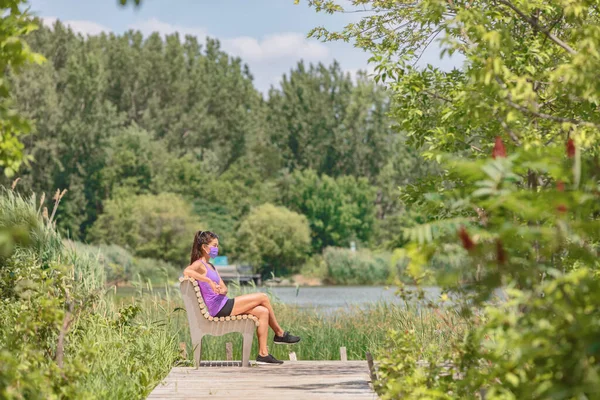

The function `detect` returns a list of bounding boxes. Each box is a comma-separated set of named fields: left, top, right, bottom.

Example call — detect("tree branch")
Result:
left=497, top=0, right=576, bottom=55
left=506, top=98, right=600, bottom=128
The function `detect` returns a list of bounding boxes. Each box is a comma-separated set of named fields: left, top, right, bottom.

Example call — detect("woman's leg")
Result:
left=247, top=305, right=269, bottom=356
left=231, top=293, right=284, bottom=337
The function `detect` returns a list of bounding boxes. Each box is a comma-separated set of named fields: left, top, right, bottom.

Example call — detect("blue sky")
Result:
left=28, top=0, right=460, bottom=93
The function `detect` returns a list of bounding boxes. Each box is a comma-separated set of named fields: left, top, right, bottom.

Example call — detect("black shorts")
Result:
left=215, top=298, right=235, bottom=318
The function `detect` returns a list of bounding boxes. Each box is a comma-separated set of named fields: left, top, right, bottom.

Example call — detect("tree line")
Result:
left=6, top=20, right=432, bottom=271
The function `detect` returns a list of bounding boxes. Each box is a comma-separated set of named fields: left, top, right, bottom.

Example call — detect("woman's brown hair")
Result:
left=190, top=231, right=219, bottom=264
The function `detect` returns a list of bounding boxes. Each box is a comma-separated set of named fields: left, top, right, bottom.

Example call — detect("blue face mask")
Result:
left=208, top=246, right=219, bottom=259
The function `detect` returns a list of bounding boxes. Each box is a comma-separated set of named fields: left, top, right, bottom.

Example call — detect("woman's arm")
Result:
left=217, top=278, right=228, bottom=295
left=183, top=262, right=219, bottom=293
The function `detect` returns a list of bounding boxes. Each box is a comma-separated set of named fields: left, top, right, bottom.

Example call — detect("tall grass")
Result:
left=0, top=189, right=178, bottom=399
left=1, top=188, right=464, bottom=398
left=112, top=282, right=465, bottom=364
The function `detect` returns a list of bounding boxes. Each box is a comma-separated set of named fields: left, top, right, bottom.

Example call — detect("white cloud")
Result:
left=42, top=16, right=110, bottom=36
left=223, top=33, right=329, bottom=62
left=128, top=17, right=207, bottom=39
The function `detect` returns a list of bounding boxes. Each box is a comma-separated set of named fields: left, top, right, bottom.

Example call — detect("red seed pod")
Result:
left=556, top=180, right=565, bottom=192
left=458, top=226, right=475, bottom=251
left=492, top=136, right=507, bottom=159
left=496, top=240, right=506, bottom=265
left=557, top=204, right=568, bottom=213
left=566, top=138, right=576, bottom=159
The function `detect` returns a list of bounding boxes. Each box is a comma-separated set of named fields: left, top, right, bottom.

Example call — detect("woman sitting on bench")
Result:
left=183, top=230, right=301, bottom=365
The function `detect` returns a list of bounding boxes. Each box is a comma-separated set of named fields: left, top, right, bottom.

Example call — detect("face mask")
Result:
left=208, top=246, right=219, bottom=258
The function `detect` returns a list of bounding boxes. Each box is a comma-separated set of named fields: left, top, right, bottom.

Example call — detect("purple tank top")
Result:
left=197, top=261, right=229, bottom=317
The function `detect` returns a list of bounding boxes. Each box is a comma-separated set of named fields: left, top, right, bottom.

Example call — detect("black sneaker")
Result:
left=256, top=353, right=284, bottom=365
left=274, top=331, right=301, bottom=345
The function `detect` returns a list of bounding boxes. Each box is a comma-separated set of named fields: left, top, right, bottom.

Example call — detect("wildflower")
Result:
left=556, top=180, right=565, bottom=192
left=566, top=138, right=575, bottom=158
left=492, top=136, right=507, bottom=159
left=557, top=204, right=568, bottom=213
left=458, top=226, right=475, bottom=251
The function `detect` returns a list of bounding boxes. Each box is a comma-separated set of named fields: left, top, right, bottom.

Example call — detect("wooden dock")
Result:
left=147, top=361, right=378, bottom=399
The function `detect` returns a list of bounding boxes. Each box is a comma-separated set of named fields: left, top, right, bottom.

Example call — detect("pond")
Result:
left=113, top=284, right=444, bottom=313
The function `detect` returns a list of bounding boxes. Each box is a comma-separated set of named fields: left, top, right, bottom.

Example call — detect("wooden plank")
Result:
left=147, top=361, right=377, bottom=399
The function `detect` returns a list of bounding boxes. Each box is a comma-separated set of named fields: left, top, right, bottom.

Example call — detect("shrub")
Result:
left=0, top=189, right=178, bottom=399
left=88, top=192, right=201, bottom=266
left=278, top=169, right=376, bottom=251
left=322, top=247, right=390, bottom=285
left=235, top=203, right=311, bottom=276
left=69, top=241, right=180, bottom=285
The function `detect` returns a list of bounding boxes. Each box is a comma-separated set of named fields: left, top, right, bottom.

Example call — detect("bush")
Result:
left=278, top=169, right=376, bottom=251
left=88, top=192, right=201, bottom=266
left=322, top=247, right=390, bottom=285
left=235, top=203, right=311, bottom=276
left=0, top=189, right=178, bottom=399
left=69, top=241, right=180, bottom=285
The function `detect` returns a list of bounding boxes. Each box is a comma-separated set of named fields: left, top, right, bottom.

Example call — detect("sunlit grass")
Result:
left=110, top=281, right=466, bottom=365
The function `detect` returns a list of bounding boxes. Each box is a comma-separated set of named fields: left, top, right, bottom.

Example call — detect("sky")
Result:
left=28, top=0, right=462, bottom=94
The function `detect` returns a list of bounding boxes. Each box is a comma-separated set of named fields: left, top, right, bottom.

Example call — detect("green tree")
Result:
left=235, top=203, right=311, bottom=276
left=307, top=0, right=600, bottom=397
left=279, top=169, right=376, bottom=251
left=102, top=125, right=164, bottom=196
left=0, top=2, right=44, bottom=177
left=89, top=192, right=201, bottom=265
left=268, top=62, right=391, bottom=180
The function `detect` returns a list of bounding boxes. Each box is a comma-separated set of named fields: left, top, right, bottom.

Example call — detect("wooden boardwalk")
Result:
left=147, top=361, right=378, bottom=399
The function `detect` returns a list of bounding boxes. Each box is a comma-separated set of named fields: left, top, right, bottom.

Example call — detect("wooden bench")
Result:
left=179, top=277, right=258, bottom=368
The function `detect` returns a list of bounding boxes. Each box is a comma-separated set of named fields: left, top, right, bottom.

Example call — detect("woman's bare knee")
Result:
left=259, top=293, right=271, bottom=305
left=250, top=305, right=268, bottom=319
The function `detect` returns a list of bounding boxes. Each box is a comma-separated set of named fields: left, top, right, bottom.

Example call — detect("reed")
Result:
left=112, top=282, right=466, bottom=365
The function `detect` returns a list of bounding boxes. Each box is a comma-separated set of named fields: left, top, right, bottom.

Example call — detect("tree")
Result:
left=267, top=62, right=392, bottom=180
left=0, top=2, right=44, bottom=177
left=307, top=0, right=600, bottom=397
left=278, top=169, right=376, bottom=251
left=88, top=192, right=201, bottom=265
left=235, top=203, right=311, bottom=276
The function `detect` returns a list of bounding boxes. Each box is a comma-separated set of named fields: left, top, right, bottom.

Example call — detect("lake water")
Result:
left=115, top=284, right=443, bottom=313
left=259, top=285, right=442, bottom=312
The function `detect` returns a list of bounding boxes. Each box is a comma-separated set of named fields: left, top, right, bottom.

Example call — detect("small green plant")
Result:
left=322, top=247, right=390, bottom=285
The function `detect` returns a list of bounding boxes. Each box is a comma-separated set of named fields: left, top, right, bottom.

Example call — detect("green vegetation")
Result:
left=5, top=18, right=428, bottom=272
left=3, top=0, right=600, bottom=397
left=70, top=242, right=181, bottom=286
left=322, top=247, right=390, bottom=285
left=0, top=188, right=458, bottom=398
left=310, top=0, right=600, bottom=398
left=88, top=192, right=201, bottom=265
left=235, top=203, right=311, bottom=276
left=0, top=190, right=178, bottom=399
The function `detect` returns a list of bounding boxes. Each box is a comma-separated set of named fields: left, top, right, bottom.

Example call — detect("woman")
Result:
left=183, top=230, right=301, bottom=365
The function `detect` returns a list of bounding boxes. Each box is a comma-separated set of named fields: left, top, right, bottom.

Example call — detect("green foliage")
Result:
left=279, top=169, right=377, bottom=251
left=70, top=241, right=180, bottom=285
left=235, top=203, right=311, bottom=276
left=308, top=0, right=600, bottom=397
left=0, top=189, right=178, bottom=399
left=321, top=247, right=390, bottom=285
left=6, top=20, right=429, bottom=262
left=88, top=192, right=201, bottom=265
left=0, top=2, right=43, bottom=178
left=267, top=62, right=392, bottom=179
